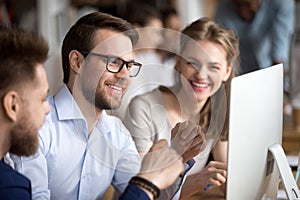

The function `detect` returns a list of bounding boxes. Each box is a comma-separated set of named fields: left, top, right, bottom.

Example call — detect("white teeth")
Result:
left=192, top=82, right=207, bottom=88
left=108, top=84, right=122, bottom=91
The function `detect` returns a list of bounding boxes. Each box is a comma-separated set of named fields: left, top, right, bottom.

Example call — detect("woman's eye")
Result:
left=210, top=65, right=220, bottom=70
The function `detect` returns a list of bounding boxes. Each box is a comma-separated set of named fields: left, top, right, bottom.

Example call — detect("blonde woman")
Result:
left=124, top=18, right=239, bottom=199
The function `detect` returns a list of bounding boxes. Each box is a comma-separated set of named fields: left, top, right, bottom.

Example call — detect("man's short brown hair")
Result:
left=61, top=12, right=139, bottom=84
left=0, top=26, right=49, bottom=95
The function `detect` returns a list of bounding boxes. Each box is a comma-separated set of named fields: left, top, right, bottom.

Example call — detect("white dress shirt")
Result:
left=12, top=84, right=141, bottom=200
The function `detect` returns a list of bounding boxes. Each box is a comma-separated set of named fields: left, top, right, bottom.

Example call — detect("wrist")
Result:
left=129, top=176, right=161, bottom=199
left=136, top=186, right=154, bottom=200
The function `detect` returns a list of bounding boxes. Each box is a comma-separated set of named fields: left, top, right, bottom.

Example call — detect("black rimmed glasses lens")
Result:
left=80, top=51, right=142, bottom=77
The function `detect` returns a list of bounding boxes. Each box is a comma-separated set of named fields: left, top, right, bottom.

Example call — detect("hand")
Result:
left=180, top=161, right=227, bottom=199
left=199, top=161, right=227, bottom=188
left=138, top=139, right=184, bottom=190
left=188, top=161, right=227, bottom=189
left=171, top=121, right=206, bottom=162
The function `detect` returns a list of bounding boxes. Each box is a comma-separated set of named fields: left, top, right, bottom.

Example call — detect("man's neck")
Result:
left=67, top=83, right=102, bottom=135
left=0, top=128, right=10, bottom=160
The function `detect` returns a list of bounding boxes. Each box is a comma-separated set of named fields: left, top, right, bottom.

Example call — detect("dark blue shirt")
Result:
left=120, top=184, right=150, bottom=200
left=0, top=160, right=31, bottom=200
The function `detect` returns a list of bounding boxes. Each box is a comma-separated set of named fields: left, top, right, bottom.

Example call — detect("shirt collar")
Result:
left=54, top=85, right=111, bottom=135
left=54, top=84, right=85, bottom=121
left=54, top=84, right=114, bottom=136
left=95, top=111, right=111, bottom=134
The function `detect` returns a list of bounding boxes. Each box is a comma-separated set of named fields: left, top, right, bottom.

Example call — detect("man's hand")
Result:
left=138, top=139, right=184, bottom=190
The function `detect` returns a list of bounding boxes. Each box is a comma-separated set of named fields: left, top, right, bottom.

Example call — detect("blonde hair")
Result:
left=180, top=17, right=239, bottom=68
left=179, top=18, right=240, bottom=140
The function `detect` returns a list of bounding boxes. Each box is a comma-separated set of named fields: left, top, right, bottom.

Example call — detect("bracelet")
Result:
left=129, top=176, right=160, bottom=199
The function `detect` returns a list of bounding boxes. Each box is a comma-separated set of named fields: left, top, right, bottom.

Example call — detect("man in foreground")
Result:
left=0, top=26, right=50, bottom=199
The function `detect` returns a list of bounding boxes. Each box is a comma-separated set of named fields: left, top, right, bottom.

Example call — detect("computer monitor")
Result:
left=226, top=64, right=299, bottom=199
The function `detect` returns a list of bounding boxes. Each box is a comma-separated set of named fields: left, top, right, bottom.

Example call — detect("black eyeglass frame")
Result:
left=80, top=51, right=142, bottom=77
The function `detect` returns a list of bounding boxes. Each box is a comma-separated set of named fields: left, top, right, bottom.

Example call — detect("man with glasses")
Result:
left=11, top=12, right=190, bottom=200
left=80, top=51, right=142, bottom=78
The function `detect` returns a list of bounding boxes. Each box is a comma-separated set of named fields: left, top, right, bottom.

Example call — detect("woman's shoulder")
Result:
left=131, top=87, right=164, bottom=103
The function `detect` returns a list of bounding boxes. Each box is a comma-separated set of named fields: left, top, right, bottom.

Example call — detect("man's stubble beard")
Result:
left=82, top=85, right=122, bottom=110
left=10, top=111, right=39, bottom=157
left=95, top=89, right=122, bottom=110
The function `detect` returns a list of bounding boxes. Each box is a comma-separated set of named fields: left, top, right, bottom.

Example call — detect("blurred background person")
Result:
left=0, top=0, right=10, bottom=26
left=215, top=0, right=295, bottom=91
left=157, top=7, right=181, bottom=68
left=215, top=0, right=295, bottom=116
left=215, top=0, right=295, bottom=85
left=290, top=0, right=300, bottom=129
left=112, top=2, right=165, bottom=120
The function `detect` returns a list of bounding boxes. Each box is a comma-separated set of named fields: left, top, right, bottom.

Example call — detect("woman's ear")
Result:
left=69, top=50, right=84, bottom=74
left=222, top=65, right=233, bottom=82
left=2, top=91, right=20, bottom=122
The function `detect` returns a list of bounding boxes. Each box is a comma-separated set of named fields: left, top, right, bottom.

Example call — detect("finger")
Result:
left=191, top=133, right=206, bottom=146
left=184, top=135, right=206, bottom=155
left=171, top=125, right=195, bottom=147
left=176, top=121, right=196, bottom=139
left=208, top=161, right=227, bottom=170
left=209, top=168, right=227, bottom=180
left=213, top=172, right=227, bottom=184
left=216, top=169, right=227, bottom=178
left=149, top=139, right=168, bottom=152
left=171, top=121, right=191, bottom=141
left=208, top=172, right=226, bottom=186
left=187, top=141, right=205, bottom=153
left=209, top=179, right=223, bottom=187
left=179, top=128, right=198, bottom=146
left=171, top=122, right=181, bottom=138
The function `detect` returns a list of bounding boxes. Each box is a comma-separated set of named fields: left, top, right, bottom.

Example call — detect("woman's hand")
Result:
left=180, top=161, right=227, bottom=199
left=197, top=161, right=227, bottom=188
left=171, top=121, right=206, bottom=162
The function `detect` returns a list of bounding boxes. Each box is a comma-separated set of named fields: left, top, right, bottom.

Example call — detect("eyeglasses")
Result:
left=80, top=51, right=142, bottom=77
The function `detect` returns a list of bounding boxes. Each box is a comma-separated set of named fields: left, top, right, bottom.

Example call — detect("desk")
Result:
left=189, top=118, right=300, bottom=200
left=189, top=186, right=225, bottom=200
left=282, top=117, right=300, bottom=154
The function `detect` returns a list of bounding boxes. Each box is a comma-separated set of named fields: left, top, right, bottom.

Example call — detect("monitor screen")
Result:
left=226, top=64, right=283, bottom=199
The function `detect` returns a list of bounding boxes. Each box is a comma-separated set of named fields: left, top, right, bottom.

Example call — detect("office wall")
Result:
left=37, top=0, right=71, bottom=94
left=36, top=0, right=219, bottom=94
left=177, top=0, right=220, bottom=28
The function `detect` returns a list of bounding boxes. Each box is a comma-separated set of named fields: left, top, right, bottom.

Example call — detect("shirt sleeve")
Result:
left=11, top=121, right=52, bottom=200
left=111, top=120, right=141, bottom=194
left=119, top=184, right=150, bottom=200
left=0, top=162, right=32, bottom=200
left=271, top=0, right=295, bottom=64
left=158, top=159, right=195, bottom=200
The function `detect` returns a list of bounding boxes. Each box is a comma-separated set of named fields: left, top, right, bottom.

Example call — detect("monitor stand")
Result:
left=268, top=143, right=300, bottom=199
